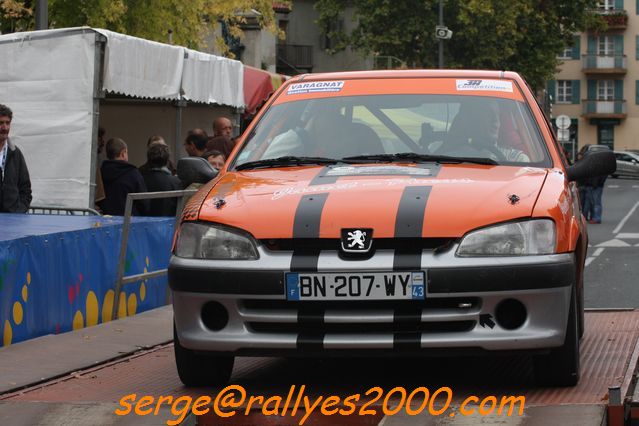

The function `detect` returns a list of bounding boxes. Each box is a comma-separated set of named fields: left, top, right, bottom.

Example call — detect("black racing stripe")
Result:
left=393, top=332, right=421, bottom=350
left=298, top=307, right=325, bottom=325
left=309, top=166, right=339, bottom=185
left=415, top=163, right=442, bottom=177
left=297, top=333, right=324, bottom=350
left=291, top=193, right=329, bottom=272
left=290, top=251, right=321, bottom=271
left=393, top=186, right=431, bottom=270
left=393, top=308, right=422, bottom=325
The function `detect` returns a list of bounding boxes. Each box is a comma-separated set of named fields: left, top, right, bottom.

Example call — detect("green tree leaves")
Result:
left=316, top=0, right=600, bottom=90
left=0, top=0, right=285, bottom=55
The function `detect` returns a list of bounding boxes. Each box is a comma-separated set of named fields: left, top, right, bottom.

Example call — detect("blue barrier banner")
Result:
left=0, top=214, right=174, bottom=346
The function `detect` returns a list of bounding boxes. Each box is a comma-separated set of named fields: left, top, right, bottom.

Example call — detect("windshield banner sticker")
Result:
left=456, top=79, right=513, bottom=92
left=325, top=165, right=432, bottom=177
left=287, top=81, right=345, bottom=94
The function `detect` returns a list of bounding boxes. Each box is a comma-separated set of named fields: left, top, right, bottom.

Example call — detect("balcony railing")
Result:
left=277, top=44, right=313, bottom=71
left=582, top=99, right=626, bottom=117
left=596, top=9, right=628, bottom=29
left=582, top=54, right=626, bottom=73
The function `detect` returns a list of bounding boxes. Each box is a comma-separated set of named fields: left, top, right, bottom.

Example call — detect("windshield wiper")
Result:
left=235, top=156, right=346, bottom=171
left=342, top=152, right=498, bottom=166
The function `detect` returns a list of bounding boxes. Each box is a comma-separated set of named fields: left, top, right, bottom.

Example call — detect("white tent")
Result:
left=0, top=27, right=244, bottom=208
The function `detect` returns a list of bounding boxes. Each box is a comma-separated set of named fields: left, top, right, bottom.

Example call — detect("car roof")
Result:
left=291, top=69, right=524, bottom=82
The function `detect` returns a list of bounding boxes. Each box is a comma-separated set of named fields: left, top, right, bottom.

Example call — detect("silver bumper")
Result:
left=170, top=248, right=574, bottom=354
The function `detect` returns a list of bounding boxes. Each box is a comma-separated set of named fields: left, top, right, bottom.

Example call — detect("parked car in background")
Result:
left=171, top=70, right=616, bottom=388
left=578, top=144, right=611, bottom=156
left=612, top=151, right=639, bottom=178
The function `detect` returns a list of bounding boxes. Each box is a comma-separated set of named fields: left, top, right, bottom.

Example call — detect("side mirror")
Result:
left=177, top=157, right=218, bottom=187
left=566, top=151, right=616, bottom=182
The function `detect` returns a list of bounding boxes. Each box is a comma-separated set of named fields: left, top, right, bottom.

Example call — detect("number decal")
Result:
left=335, top=276, right=347, bottom=297
left=348, top=276, right=362, bottom=296
left=412, top=285, right=424, bottom=298
left=364, top=275, right=375, bottom=296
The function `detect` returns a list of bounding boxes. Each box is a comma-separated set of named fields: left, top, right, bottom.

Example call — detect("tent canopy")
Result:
left=243, top=66, right=288, bottom=116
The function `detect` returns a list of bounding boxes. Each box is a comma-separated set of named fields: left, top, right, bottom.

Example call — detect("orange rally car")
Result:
left=169, top=70, right=616, bottom=387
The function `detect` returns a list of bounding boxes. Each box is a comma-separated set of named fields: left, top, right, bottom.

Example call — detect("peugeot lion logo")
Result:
left=341, top=228, right=373, bottom=253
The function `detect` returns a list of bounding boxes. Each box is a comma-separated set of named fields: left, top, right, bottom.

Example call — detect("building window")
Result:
left=598, top=36, right=614, bottom=55
left=558, top=46, right=573, bottom=59
left=597, top=80, right=614, bottom=100
left=598, top=0, right=614, bottom=10
left=557, top=80, right=573, bottom=103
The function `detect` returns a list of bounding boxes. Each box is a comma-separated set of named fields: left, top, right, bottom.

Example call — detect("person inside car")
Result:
left=442, top=99, right=529, bottom=162
left=262, top=109, right=350, bottom=159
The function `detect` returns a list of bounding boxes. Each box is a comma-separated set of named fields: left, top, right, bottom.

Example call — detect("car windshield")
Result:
left=235, top=94, right=550, bottom=169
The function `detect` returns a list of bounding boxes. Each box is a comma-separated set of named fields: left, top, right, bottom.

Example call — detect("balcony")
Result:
left=596, top=9, right=628, bottom=29
left=582, top=99, right=626, bottom=119
left=582, top=54, right=626, bottom=74
left=277, top=44, right=313, bottom=72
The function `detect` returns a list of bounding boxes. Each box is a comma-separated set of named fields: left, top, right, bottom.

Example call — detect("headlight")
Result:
left=176, top=222, right=259, bottom=260
left=457, top=219, right=556, bottom=256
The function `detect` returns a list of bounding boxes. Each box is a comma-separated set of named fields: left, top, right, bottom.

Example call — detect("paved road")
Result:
left=584, top=177, right=639, bottom=309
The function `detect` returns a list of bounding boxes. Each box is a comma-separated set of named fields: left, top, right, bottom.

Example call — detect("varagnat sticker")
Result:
left=456, top=79, right=513, bottom=92
left=288, top=81, right=344, bottom=94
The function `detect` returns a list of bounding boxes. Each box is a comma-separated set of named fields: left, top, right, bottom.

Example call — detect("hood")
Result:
left=197, top=164, right=549, bottom=239
left=101, top=160, right=139, bottom=184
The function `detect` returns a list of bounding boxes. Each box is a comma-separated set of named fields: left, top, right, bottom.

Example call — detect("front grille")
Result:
left=248, top=321, right=476, bottom=334
left=242, top=297, right=480, bottom=311
left=240, top=297, right=480, bottom=336
left=260, top=237, right=456, bottom=252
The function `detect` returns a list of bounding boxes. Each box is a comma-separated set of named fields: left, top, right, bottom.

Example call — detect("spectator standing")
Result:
left=213, top=117, right=233, bottom=138
left=202, top=149, right=226, bottom=170
left=206, top=135, right=236, bottom=159
left=141, top=144, right=182, bottom=216
left=100, top=138, right=148, bottom=216
left=587, top=173, right=607, bottom=224
left=184, top=133, right=208, bottom=157
left=139, top=135, right=176, bottom=175
left=0, top=104, right=32, bottom=213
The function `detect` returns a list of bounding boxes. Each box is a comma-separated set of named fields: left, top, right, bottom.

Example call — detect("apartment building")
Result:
left=550, top=0, right=639, bottom=159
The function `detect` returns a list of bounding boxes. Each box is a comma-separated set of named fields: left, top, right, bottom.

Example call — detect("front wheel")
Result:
left=533, top=287, right=580, bottom=387
left=173, top=324, right=234, bottom=387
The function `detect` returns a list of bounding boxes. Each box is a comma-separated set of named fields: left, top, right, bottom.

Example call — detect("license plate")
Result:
left=285, top=272, right=425, bottom=301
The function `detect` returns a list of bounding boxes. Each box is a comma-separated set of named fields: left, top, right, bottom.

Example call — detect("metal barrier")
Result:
left=29, top=205, right=101, bottom=216
left=111, top=189, right=197, bottom=320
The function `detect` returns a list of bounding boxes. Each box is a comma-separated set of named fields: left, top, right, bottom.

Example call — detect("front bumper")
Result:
left=170, top=247, right=575, bottom=355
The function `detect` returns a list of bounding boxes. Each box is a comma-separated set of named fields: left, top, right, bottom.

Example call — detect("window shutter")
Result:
left=587, top=36, right=597, bottom=53
left=616, top=0, right=624, bottom=10
left=572, top=80, right=581, bottom=104
left=615, top=79, right=624, bottom=100
left=572, top=36, right=581, bottom=59
left=587, top=80, right=597, bottom=99
left=635, top=80, right=639, bottom=104
left=614, top=35, right=624, bottom=54
left=547, top=80, right=556, bottom=102
left=636, top=35, right=639, bottom=59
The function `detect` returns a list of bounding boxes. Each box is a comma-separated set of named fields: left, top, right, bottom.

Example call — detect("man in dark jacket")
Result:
left=141, top=144, right=182, bottom=216
left=0, top=104, right=32, bottom=213
left=100, top=138, right=148, bottom=216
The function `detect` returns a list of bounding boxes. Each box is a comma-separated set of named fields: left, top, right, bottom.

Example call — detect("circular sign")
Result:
left=555, top=114, right=571, bottom=130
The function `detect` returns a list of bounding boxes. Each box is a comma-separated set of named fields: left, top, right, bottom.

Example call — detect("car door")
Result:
left=616, top=153, right=638, bottom=176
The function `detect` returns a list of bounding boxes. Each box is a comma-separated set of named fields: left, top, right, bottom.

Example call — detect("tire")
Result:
left=173, top=324, right=234, bottom=387
left=533, top=286, right=580, bottom=387
left=611, top=174, right=618, bottom=179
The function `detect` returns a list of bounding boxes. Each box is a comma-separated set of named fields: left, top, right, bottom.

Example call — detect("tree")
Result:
left=1, top=0, right=285, bottom=55
left=315, top=0, right=602, bottom=90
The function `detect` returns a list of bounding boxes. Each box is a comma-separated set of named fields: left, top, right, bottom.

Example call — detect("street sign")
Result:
left=557, top=129, right=570, bottom=141
left=556, top=114, right=571, bottom=130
